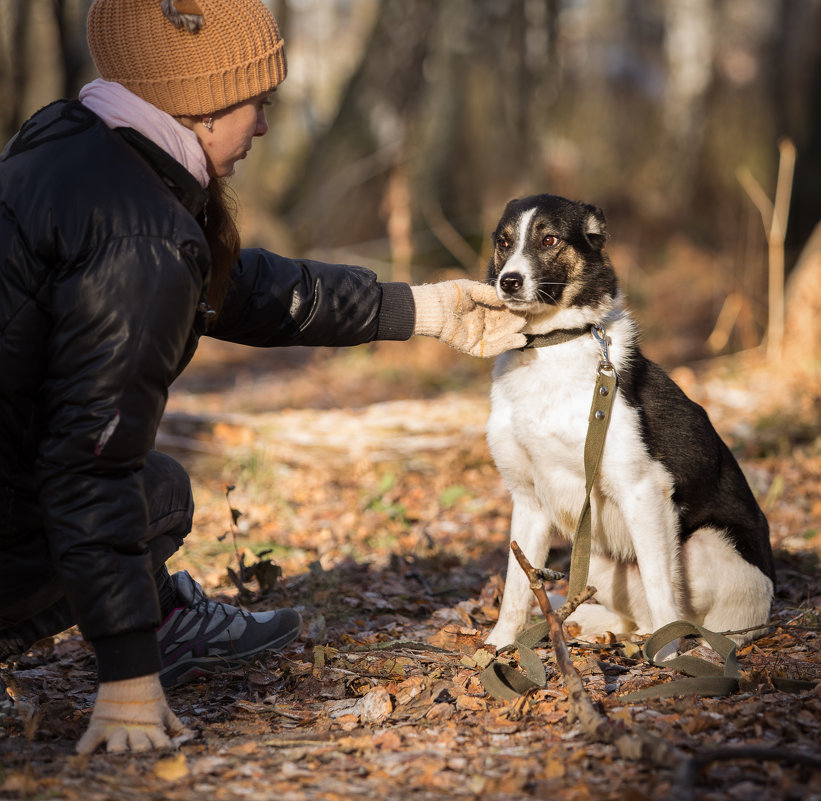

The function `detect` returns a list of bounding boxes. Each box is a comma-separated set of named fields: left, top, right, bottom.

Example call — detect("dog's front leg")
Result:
left=485, top=492, right=553, bottom=649
left=620, top=475, right=684, bottom=660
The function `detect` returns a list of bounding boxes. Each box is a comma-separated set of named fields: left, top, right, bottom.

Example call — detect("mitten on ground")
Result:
left=76, top=673, right=189, bottom=754
left=411, top=280, right=527, bottom=357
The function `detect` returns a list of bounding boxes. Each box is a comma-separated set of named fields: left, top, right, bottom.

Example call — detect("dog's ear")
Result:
left=582, top=204, right=607, bottom=251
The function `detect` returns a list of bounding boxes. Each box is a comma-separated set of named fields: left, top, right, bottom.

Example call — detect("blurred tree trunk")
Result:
left=278, top=1, right=436, bottom=257
left=0, top=0, right=92, bottom=145
left=0, top=0, right=31, bottom=142
left=783, top=220, right=821, bottom=379
left=658, top=0, right=714, bottom=216
left=412, top=0, right=535, bottom=257
left=786, top=4, right=821, bottom=270
left=277, top=0, right=545, bottom=279
left=53, top=0, right=92, bottom=100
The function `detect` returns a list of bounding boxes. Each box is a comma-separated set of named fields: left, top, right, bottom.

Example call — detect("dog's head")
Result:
left=487, top=194, right=617, bottom=314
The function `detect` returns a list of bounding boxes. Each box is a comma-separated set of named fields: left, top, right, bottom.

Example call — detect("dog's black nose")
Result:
left=500, top=272, right=524, bottom=293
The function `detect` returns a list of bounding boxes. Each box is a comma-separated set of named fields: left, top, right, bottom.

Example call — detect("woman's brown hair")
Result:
left=202, top=177, right=241, bottom=319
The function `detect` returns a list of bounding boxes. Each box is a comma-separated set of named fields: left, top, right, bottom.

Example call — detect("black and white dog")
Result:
left=483, top=194, right=774, bottom=653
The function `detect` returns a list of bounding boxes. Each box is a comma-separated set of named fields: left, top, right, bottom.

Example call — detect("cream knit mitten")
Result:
left=76, top=673, right=189, bottom=754
left=411, top=280, right=527, bottom=357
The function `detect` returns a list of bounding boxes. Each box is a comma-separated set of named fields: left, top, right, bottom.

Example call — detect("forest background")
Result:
left=1, top=2, right=820, bottom=800
left=3, top=0, right=821, bottom=351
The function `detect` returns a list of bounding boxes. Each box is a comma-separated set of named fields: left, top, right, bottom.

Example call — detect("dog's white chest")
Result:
left=486, top=338, right=650, bottom=556
left=490, top=346, right=597, bottom=458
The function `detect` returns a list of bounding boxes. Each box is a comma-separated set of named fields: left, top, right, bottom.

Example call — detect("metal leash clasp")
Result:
left=592, top=323, right=615, bottom=375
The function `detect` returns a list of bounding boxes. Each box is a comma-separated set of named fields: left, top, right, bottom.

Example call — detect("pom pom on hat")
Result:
left=87, top=0, right=287, bottom=117
left=161, top=0, right=205, bottom=33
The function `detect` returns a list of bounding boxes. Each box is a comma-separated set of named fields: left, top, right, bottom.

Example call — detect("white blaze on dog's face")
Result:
left=487, top=195, right=612, bottom=313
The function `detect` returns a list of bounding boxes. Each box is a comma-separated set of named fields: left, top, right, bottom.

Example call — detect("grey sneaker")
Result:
left=157, top=571, right=302, bottom=688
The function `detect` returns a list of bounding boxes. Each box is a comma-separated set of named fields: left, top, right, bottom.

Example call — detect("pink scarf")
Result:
left=79, top=79, right=210, bottom=188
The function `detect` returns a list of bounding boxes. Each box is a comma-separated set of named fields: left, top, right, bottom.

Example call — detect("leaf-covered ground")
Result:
left=2, top=338, right=820, bottom=801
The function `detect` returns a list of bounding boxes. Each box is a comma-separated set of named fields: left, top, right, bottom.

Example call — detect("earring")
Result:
left=202, top=116, right=213, bottom=131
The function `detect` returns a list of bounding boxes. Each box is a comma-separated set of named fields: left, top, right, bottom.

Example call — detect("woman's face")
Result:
left=197, top=92, right=272, bottom=177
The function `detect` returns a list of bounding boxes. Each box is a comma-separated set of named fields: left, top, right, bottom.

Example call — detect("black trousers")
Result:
left=0, top=451, right=194, bottom=659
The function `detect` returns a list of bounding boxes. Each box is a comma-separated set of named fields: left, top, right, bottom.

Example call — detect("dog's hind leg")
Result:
left=485, top=491, right=553, bottom=649
left=681, top=528, right=774, bottom=646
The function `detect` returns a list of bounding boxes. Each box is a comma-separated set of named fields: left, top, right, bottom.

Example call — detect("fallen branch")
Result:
left=675, top=745, right=821, bottom=801
left=509, top=542, right=821, bottom=801
left=263, top=738, right=329, bottom=748
left=337, top=639, right=454, bottom=654
left=510, top=541, right=687, bottom=766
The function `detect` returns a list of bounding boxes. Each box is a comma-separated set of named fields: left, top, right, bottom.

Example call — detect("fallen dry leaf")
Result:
left=3, top=339, right=819, bottom=801
left=359, top=685, right=393, bottom=725
left=455, top=694, right=487, bottom=711
left=152, top=753, right=189, bottom=781
left=394, top=675, right=428, bottom=705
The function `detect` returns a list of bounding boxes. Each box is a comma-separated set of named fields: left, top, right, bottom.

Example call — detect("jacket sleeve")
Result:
left=208, top=248, right=416, bottom=347
left=35, top=236, right=203, bottom=682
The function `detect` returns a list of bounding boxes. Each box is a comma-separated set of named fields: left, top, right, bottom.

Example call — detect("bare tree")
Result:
left=52, top=0, right=93, bottom=100
left=0, top=0, right=32, bottom=142
left=0, top=0, right=93, bottom=145
left=277, top=0, right=547, bottom=279
left=278, top=1, right=436, bottom=256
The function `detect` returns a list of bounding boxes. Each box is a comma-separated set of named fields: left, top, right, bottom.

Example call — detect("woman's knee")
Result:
left=143, top=451, right=194, bottom=542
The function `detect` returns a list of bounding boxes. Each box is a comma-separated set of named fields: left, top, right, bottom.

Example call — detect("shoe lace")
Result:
left=185, top=578, right=254, bottom=627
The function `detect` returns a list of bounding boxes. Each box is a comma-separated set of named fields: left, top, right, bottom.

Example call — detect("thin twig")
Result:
left=511, top=543, right=612, bottom=737
left=263, top=738, right=329, bottom=748
left=534, top=567, right=566, bottom=582
left=337, top=639, right=454, bottom=654
left=419, top=195, right=482, bottom=274
left=556, top=586, right=598, bottom=623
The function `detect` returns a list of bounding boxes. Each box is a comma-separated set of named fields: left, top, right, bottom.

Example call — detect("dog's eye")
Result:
left=496, top=236, right=510, bottom=250
left=542, top=235, right=558, bottom=247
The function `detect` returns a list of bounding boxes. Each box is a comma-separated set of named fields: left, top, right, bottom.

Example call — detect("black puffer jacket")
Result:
left=0, top=100, right=414, bottom=680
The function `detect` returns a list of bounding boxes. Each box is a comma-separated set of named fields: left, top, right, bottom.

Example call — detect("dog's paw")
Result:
left=484, top=624, right=519, bottom=651
left=564, top=603, right=634, bottom=636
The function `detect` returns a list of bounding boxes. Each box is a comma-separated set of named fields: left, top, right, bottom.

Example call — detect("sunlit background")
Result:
left=2, top=0, right=820, bottom=367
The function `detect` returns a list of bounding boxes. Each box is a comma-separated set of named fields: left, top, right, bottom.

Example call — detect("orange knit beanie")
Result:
left=87, top=0, right=287, bottom=117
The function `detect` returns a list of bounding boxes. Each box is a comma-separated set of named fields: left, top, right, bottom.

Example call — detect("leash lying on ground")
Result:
left=480, top=323, right=817, bottom=702
left=619, top=620, right=816, bottom=701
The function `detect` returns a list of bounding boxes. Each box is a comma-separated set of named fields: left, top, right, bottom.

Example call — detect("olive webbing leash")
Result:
left=567, top=324, right=618, bottom=600
left=619, top=620, right=817, bottom=700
